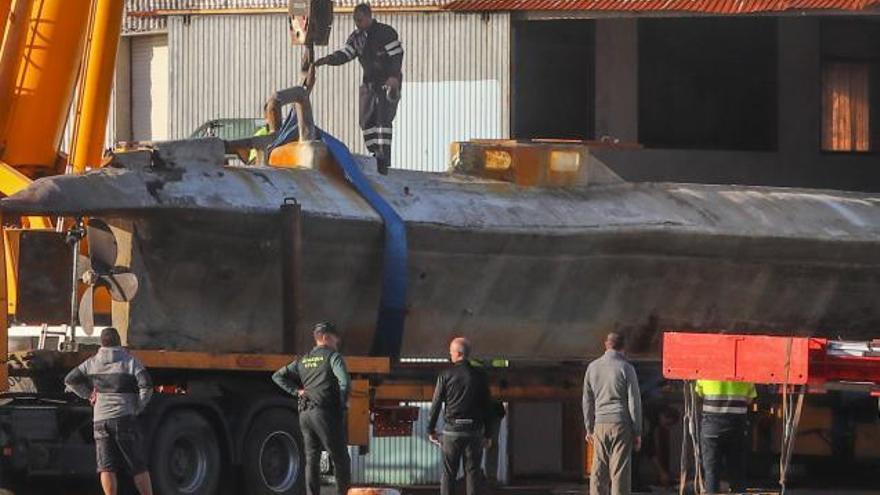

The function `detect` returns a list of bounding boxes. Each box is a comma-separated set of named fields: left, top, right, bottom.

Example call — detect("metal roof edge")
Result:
left=441, top=0, right=880, bottom=13
left=129, top=5, right=445, bottom=17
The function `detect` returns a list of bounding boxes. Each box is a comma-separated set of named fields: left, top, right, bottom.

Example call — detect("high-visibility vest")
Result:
left=695, top=380, right=757, bottom=415
left=248, top=125, right=270, bottom=163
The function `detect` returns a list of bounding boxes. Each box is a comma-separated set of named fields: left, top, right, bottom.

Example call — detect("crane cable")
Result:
left=779, top=337, right=805, bottom=495
left=66, top=0, right=100, bottom=176
left=679, top=380, right=704, bottom=495
left=57, top=0, right=100, bottom=234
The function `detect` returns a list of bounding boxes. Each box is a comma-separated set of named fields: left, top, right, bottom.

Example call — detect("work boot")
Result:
left=376, top=156, right=390, bottom=175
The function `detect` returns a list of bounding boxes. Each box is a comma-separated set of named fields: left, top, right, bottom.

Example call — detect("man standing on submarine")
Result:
left=314, top=2, right=403, bottom=175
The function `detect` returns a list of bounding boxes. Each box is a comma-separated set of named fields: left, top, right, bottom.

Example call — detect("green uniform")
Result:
left=273, top=345, right=351, bottom=495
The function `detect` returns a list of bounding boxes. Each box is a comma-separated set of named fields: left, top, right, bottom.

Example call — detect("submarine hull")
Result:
left=3, top=138, right=879, bottom=359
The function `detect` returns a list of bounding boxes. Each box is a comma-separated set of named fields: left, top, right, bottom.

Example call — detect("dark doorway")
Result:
left=513, top=20, right=594, bottom=140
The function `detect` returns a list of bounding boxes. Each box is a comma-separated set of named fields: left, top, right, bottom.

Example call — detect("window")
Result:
left=638, top=18, right=777, bottom=151
left=820, top=19, right=880, bottom=153
left=822, top=62, right=871, bottom=152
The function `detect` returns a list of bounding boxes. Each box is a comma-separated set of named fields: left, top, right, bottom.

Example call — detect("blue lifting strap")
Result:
left=270, top=112, right=408, bottom=359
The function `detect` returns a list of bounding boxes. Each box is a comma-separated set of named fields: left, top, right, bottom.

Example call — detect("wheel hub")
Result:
left=169, top=436, right=209, bottom=493
left=259, top=431, right=301, bottom=492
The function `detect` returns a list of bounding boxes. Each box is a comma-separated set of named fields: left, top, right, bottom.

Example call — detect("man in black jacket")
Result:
left=315, top=3, right=403, bottom=175
left=428, top=337, right=492, bottom=495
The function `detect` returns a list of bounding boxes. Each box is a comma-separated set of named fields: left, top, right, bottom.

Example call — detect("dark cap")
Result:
left=313, top=321, right=339, bottom=337
left=100, top=327, right=122, bottom=347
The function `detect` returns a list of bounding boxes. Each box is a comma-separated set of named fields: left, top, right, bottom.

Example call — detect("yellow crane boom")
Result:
left=0, top=0, right=124, bottom=315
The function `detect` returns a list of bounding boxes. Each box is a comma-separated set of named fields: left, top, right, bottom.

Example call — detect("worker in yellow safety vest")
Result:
left=695, top=380, right=757, bottom=494
left=247, top=125, right=270, bottom=164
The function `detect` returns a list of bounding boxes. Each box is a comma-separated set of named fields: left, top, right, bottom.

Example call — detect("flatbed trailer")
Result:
left=0, top=345, right=585, bottom=495
left=662, top=332, right=880, bottom=493
left=0, top=334, right=391, bottom=494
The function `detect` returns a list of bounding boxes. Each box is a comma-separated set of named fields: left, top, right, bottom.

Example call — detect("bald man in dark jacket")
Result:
left=428, top=338, right=492, bottom=495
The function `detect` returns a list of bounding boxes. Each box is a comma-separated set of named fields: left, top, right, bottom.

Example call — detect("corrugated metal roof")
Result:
left=126, top=0, right=880, bottom=34
left=125, top=0, right=443, bottom=33
left=442, top=0, right=880, bottom=12
left=129, top=0, right=441, bottom=9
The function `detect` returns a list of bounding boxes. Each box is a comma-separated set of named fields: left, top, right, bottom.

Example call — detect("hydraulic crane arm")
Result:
left=0, top=0, right=123, bottom=316
left=69, top=0, right=125, bottom=174
left=0, top=0, right=123, bottom=187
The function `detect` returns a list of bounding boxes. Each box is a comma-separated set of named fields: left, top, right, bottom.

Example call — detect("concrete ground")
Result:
left=13, top=489, right=880, bottom=495
left=400, top=488, right=880, bottom=495
left=365, top=487, right=877, bottom=495
left=12, top=480, right=880, bottom=495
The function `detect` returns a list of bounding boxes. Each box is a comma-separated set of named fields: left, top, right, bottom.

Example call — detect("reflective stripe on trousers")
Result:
left=701, top=395, right=750, bottom=415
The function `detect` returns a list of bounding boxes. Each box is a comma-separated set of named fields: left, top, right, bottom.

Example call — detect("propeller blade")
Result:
left=76, top=255, right=91, bottom=280
left=79, top=285, right=95, bottom=336
left=87, top=219, right=117, bottom=274
left=101, top=272, right=139, bottom=302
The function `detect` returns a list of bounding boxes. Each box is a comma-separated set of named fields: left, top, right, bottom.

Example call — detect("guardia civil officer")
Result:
left=273, top=321, right=351, bottom=495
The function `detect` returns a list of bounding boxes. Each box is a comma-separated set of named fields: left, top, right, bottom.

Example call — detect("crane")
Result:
left=0, top=0, right=124, bottom=326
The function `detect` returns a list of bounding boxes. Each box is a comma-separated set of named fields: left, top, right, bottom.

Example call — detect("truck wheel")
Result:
left=242, top=408, right=305, bottom=495
left=151, top=410, right=222, bottom=495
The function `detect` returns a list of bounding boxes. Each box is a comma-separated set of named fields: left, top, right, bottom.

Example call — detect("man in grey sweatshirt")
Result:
left=64, top=328, right=154, bottom=495
left=582, top=332, right=642, bottom=495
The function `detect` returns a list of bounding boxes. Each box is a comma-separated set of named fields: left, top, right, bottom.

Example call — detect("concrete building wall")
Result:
left=167, top=12, right=510, bottom=171
left=594, top=18, right=637, bottom=143
left=592, top=16, right=880, bottom=192
left=778, top=17, right=822, bottom=166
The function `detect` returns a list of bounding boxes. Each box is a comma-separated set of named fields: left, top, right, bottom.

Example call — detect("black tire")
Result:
left=242, top=408, right=306, bottom=495
left=150, top=410, right=222, bottom=495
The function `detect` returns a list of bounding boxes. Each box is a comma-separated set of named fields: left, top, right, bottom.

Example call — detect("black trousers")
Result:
left=300, top=407, right=351, bottom=495
left=441, top=433, right=483, bottom=495
left=359, top=83, right=399, bottom=168
left=700, top=414, right=747, bottom=494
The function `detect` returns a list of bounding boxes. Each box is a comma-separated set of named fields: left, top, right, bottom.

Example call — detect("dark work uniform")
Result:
left=273, top=345, right=351, bottom=495
left=322, top=21, right=404, bottom=171
left=696, top=380, right=756, bottom=494
left=428, top=361, right=492, bottom=495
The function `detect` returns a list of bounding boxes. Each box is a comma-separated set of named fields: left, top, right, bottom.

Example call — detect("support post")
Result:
left=0, top=216, right=8, bottom=392
left=280, top=198, right=302, bottom=354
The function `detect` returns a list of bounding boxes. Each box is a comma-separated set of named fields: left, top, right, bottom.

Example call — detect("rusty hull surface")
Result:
left=4, top=138, right=880, bottom=360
